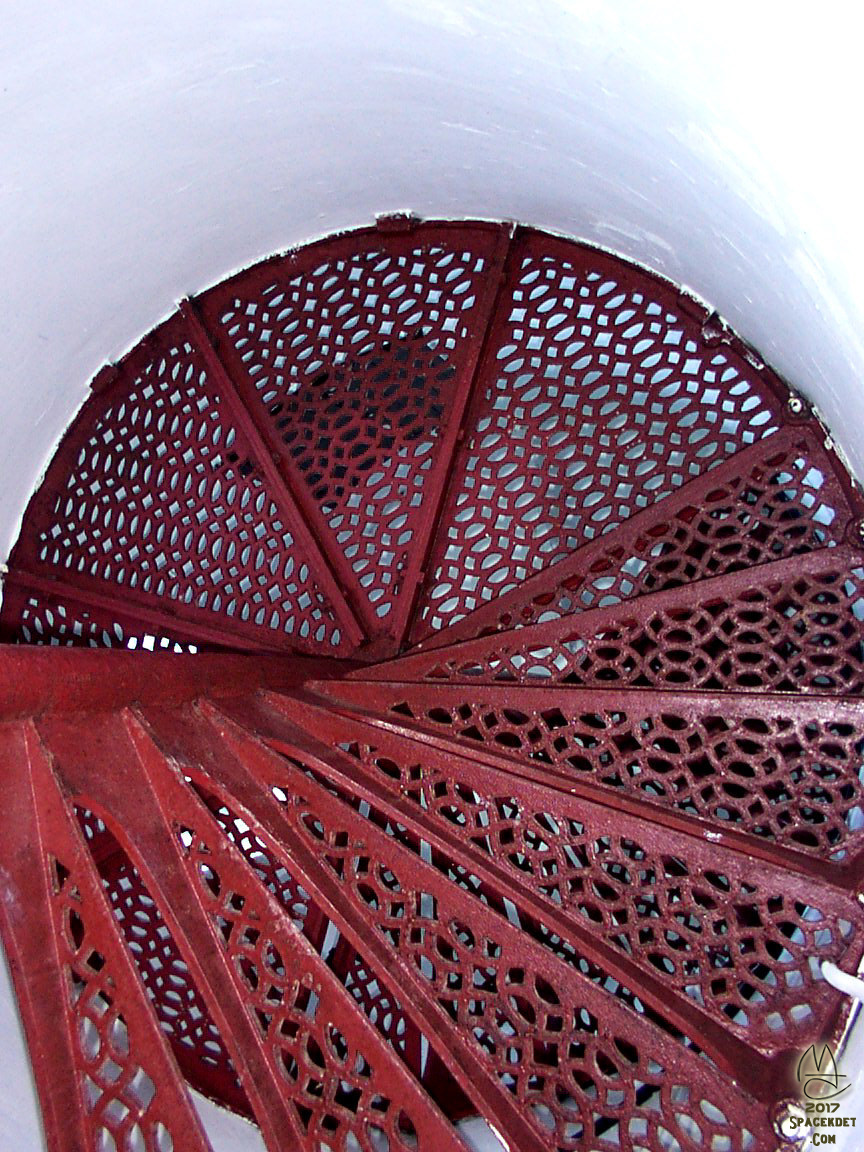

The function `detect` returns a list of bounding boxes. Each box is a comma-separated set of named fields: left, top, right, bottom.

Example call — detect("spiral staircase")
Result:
left=1, top=220, right=862, bottom=1152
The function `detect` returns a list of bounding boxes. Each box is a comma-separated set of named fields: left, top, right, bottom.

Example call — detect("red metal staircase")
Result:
left=1, top=220, right=861, bottom=1151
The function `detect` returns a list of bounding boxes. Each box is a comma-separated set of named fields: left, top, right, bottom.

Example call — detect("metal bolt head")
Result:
left=772, top=1097, right=806, bottom=1142
left=787, top=394, right=804, bottom=415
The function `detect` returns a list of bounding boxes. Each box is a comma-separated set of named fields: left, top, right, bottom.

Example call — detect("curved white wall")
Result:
left=4, top=1, right=864, bottom=562
left=2, top=2, right=863, bottom=1147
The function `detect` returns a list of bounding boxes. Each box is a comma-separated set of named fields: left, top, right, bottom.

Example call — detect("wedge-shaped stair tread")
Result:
left=3, top=315, right=353, bottom=655
left=410, top=230, right=787, bottom=641
left=315, top=679, right=864, bottom=864
left=361, top=547, right=864, bottom=693
left=196, top=222, right=509, bottom=645
left=420, top=424, right=858, bottom=648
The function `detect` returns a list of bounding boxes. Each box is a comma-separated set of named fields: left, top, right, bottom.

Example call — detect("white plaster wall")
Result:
left=2, top=1, right=863, bottom=1147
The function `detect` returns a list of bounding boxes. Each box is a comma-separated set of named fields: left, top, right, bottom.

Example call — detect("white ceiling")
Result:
left=2, top=2, right=864, bottom=1147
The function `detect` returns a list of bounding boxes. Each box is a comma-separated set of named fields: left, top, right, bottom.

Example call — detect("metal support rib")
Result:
left=303, top=679, right=864, bottom=886
left=0, top=645, right=326, bottom=718
left=180, top=299, right=368, bottom=648
left=394, top=224, right=516, bottom=651
left=207, top=692, right=858, bottom=1095
left=144, top=697, right=774, bottom=1142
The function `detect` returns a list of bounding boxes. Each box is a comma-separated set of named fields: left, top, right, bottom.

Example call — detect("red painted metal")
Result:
left=3, top=221, right=864, bottom=1151
left=166, top=700, right=778, bottom=1146
left=194, top=221, right=512, bottom=653
left=0, top=569, right=220, bottom=652
left=179, top=297, right=367, bottom=648
left=2, top=313, right=351, bottom=656
left=0, top=721, right=213, bottom=1152
left=350, top=545, right=864, bottom=692
left=313, top=678, right=864, bottom=871
left=414, top=423, right=861, bottom=649
left=217, top=690, right=862, bottom=1069
left=408, top=228, right=792, bottom=644
left=43, top=707, right=467, bottom=1152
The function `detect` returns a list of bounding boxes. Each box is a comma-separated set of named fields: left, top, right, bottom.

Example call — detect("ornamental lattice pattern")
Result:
left=2, top=221, right=863, bottom=1152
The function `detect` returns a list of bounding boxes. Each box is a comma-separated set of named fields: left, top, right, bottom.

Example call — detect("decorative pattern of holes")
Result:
left=415, top=247, right=780, bottom=639
left=263, top=756, right=768, bottom=1152
left=175, top=812, right=445, bottom=1151
left=32, top=326, right=340, bottom=652
left=394, top=558, right=864, bottom=693
left=51, top=854, right=180, bottom=1152
left=205, top=796, right=317, bottom=933
left=105, top=855, right=248, bottom=1115
left=368, top=686, right=864, bottom=859
left=211, top=241, right=492, bottom=625
left=203, top=790, right=422, bottom=1074
left=332, top=731, right=859, bottom=1050
left=445, top=432, right=855, bottom=640
left=339, top=950, right=421, bottom=1074
left=289, top=744, right=713, bottom=1057
left=9, top=589, right=198, bottom=652
left=6, top=223, right=864, bottom=1152
left=73, top=807, right=247, bottom=1114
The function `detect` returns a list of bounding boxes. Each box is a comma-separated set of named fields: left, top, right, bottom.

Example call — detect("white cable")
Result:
left=822, top=960, right=864, bottom=1002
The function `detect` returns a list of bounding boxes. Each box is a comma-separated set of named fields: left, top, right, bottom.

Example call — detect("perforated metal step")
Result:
left=1, top=221, right=862, bottom=1152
